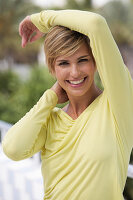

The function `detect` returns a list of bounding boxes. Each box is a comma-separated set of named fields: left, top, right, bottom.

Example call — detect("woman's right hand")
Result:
left=51, top=82, right=69, bottom=104
left=19, top=16, right=44, bottom=48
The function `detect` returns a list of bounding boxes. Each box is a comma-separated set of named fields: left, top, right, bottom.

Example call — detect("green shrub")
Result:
left=0, top=66, right=55, bottom=123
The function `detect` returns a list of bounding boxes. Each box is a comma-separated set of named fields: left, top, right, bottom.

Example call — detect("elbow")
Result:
left=86, top=12, right=107, bottom=34
left=2, top=141, right=27, bottom=161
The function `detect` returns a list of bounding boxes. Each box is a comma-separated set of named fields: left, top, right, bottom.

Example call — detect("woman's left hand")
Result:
left=19, top=16, right=44, bottom=48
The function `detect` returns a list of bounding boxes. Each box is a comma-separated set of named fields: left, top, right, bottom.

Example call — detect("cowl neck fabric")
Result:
left=58, top=92, right=103, bottom=122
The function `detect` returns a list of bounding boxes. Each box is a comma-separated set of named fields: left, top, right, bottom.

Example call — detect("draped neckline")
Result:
left=58, top=92, right=103, bottom=122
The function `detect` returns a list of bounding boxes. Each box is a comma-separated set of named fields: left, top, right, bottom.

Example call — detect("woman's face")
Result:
left=53, top=42, right=96, bottom=98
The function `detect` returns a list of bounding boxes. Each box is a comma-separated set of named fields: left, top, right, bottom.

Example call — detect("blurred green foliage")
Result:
left=0, top=67, right=55, bottom=124
left=0, top=70, right=21, bottom=121
left=0, top=70, right=21, bottom=95
left=97, top=1, right=133, bottom=45
left=0, top=0, right=42, bottom=63
left=64, top=0, right=92, bottom=10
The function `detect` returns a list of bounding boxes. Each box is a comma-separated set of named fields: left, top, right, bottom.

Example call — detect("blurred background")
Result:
left=0, top=0, right=133, bottom=199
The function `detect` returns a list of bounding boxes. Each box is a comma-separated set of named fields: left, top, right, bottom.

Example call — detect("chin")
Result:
left=67, top=89, right=90, bottom=98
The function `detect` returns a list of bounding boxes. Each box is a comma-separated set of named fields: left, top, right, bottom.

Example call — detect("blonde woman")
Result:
left=2, top=10, right=133, bottom=200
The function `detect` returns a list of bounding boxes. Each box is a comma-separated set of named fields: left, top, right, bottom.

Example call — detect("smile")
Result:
left=66, top=77, right=87, bottom=85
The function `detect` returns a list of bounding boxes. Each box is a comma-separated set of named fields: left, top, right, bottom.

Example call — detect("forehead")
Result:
left=56, top=42, right=91, bottom=62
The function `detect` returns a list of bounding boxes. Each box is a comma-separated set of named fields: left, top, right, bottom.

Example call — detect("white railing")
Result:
left=0, top=120, right=44, bottom=200
left=0, top=120, right=133, bottom=179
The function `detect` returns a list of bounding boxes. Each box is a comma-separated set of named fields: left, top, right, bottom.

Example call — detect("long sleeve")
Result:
left=2, top=89, right=58, bottom=161
left=31, top=10, right=133, bottom=150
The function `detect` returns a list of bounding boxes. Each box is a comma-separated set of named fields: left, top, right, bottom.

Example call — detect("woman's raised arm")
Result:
left=30, top=10, right=133, bottom=149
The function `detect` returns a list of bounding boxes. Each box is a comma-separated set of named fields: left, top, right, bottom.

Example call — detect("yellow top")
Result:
left=2, top=10, right=133, bottom=200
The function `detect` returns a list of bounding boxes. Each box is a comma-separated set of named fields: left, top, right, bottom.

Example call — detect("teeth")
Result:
left=69, top=78, right=84, bottom=85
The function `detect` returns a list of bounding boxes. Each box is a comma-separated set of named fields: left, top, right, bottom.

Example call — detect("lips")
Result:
left=66, top=77, right=87, bottom=85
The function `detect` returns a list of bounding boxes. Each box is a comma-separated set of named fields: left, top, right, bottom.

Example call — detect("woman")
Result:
left=2, top=10, right=133, bottom=200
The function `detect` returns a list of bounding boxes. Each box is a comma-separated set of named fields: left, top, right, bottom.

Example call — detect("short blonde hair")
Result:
left=44, top=25, right=94, bottom=74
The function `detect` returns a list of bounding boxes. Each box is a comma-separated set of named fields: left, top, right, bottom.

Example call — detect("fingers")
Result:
left=19, top=15, right=44, bottom=47
left=19, top=25, right=29, bottom=48
left=19, top=16, right=30, bottom=37
left=30, top=31, right=44, bottom=43
left=22, top=36, right=28, bottom=48
left=21, top=30, right=32, bottom=47
left=19, top=16, right=33, bottom=48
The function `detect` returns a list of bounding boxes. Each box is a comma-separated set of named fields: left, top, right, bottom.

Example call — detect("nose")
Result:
left=70, top=64, right=80, bottom=78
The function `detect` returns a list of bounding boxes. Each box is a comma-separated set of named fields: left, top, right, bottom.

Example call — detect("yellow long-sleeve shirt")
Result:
left=2, top=10, right=133, bottom=200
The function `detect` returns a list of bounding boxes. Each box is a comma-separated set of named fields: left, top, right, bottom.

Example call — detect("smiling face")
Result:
left=53, top=42, right=97, bottom=98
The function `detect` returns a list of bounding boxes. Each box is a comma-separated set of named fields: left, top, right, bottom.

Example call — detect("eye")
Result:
left=78, top=58, right=89, bottom=63
left=58, top=61, right=69, bottom=66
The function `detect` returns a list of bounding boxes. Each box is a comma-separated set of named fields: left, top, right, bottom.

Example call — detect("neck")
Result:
left=64, top=84, right=102, bottom=120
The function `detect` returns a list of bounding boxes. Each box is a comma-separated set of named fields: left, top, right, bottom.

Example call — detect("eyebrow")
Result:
left=56, top=55, right=90, bottom=63
left=78, top=55, right=91, bottom=60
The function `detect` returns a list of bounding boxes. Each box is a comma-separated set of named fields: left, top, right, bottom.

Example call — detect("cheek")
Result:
left=53, top=67, right=60, bottom=79
left=89, top=62, right=96, bottom=74
left=54, top=67, right=68, bottom=81
left=54, top=71, right=66, bottom=85
left=85, top=64, right=95, bottom=75
left=55, top=71, right=63, bottom=81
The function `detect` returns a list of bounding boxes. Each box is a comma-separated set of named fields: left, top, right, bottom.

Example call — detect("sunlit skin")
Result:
left=52, top=42, right=102, bottom=119
left=18, top=17, right=102, bottom=119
